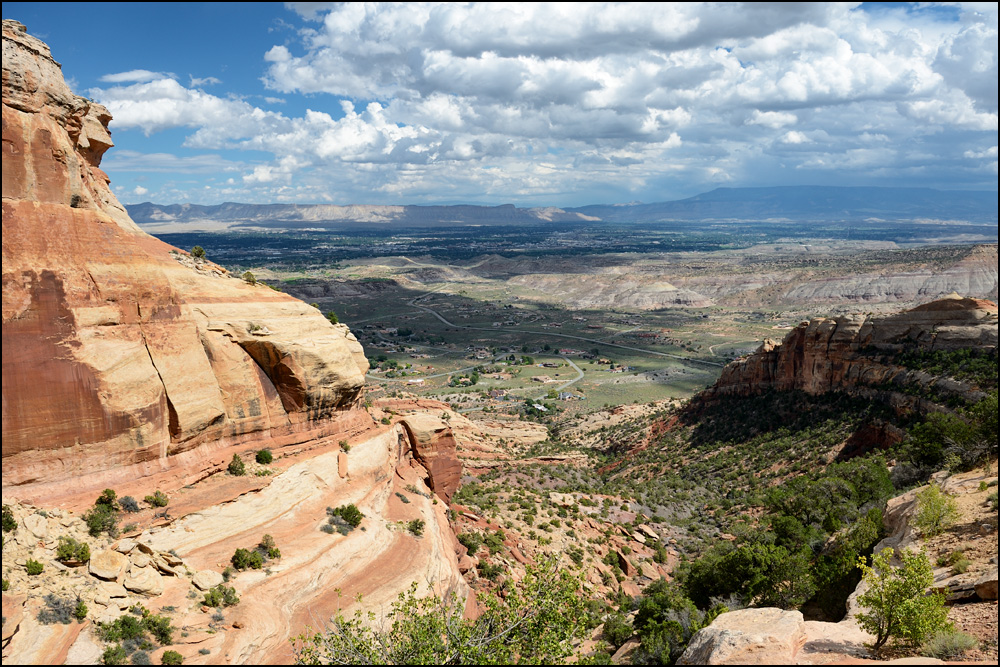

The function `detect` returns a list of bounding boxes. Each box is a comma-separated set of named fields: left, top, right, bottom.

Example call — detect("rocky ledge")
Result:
left=2, top=19, right=371, bottom=506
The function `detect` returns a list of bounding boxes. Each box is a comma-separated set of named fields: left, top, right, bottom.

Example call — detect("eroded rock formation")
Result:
left=2, top=19, right=370, bottom=505
left=703, top=294, right=997, bottom=402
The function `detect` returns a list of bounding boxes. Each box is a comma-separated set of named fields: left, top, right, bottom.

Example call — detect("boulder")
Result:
left=616, top=551, right=637, bottom=577
left=974, top=567, right=998, bottom=600
left=114, top=539, right=138, bottom=554
left=124, top=566, right=164, bottom=596
left=192, top=570, right=224, bottom=591
left=611, top=638, right=641, bottom=664
left=678, top=608, right=806, bottom=665
left=89, top=550, right=129, bottom=581
left=338, top=451, right=348, bottom=478
left=22, top=513, right=48, bottom=539
left=130, top=553, right=151, bottom=569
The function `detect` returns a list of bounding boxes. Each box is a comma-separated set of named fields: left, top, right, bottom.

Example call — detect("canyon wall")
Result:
left=2, top=20, right=372, bottom=504
left=703, top=295, right=997, bottom=401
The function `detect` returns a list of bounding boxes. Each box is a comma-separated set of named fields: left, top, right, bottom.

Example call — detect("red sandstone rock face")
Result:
left=705, top=295, right=998, bottom=401
left=398, top=412, right=463, bottom=502
left=1, top=20, right=369, bottom=502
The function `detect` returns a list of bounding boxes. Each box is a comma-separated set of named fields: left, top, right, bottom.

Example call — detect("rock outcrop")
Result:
left=2, top=19, right=369, bottom=506
left=703, top=294, right=997, bottom=402
left=678, top=608, right=807, bottom=665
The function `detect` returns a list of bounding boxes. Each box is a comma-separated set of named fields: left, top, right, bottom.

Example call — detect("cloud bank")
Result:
left=92, top=2, right=998, bottom=205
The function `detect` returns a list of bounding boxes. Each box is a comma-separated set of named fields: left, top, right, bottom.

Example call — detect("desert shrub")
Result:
left=987, top=491, right=998, bottom=511
left=255, top=449, right=273, bottom=465
left=203, top=585, right=240, bottom=608
left=484, top=529, right=506, bottom=555
left=144, top=491, right=168, bottom=508
left=321, top=523, right=336, bottom=534
left=231, top=547, right=263, bottom=570
left=326, top=311, right=339, bottom=324
left=120, top=496, right=141, bottom=513
left=478, top=562, right=504, bottom=580
left=25, top=559, right=44, bottom=576
left=258, top=534, right=281, bottom=559
left=37, top=594, right=75, bottom=625
left=457, top=532, right=482, bottom=556
left=855, top=548, right=949, bottom=651
left=2, top=579, right=9, bottom=591
left=327, top=504, right=363, bottom=528
left=198, top=649, right=210, bottom=656
left=56, top=535, right=91, bottom=564
left=130, top=650, right=151, bottom=665
left=190, top=246, right=206, bottom=259
left=144, top=613, right=174, bottom=645
left=2, top=505, right=16, bottom=532
left=242, top=271, right=256, bottom=285
left=161, top=650, right=184, bottom=665
left=602, top=612, right=633, bottom=649
left=75, top=599, right=89, bottom=621
left=685, top=540, right=814, bottom=609
left=913, top=485, right=959, bottom=537
left=631, top=579, right=727, bottom=665
left=228, top=453, right=246, bottom=476
left=97, top=488, right=119, bottom=507
left=84, top=503, right=120, bottom=537
left=921, top=629, right=978, bottom=659
left=407, top=519, right=426, bottom=537
left=395, top=492, right=411, bottom=504
left=102, top=644, right=128, bottom=665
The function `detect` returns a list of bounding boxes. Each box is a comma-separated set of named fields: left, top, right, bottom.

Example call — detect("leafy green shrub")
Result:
left=74, top=599, right=88, bottom=621
left=255, top=449, right=273, bottom=465
left=102, top=644, right=128, bottom=665
left=97, top=489, right=119, bottom=507
left=231, top=547, right=263, bottom=570
left=144, top=491, right=168, bottom=508
left=920, top=628, right=978, bottom=659
left=228, top=453, right=246, bottom=476
left=602, top=612, right=633, bottom=649
left=144, top=613, right=174, bottom=645
left=326, top=311, right=339, bottom=324
left=327, top=504, right=363, bottom=528
left=484, top=529, right=506, bottom=555
left=203, top=585, right=240, bottom=608
left=457, top=532, right=482, bottom=556
left=855, top=548, right=950, bottom=651
left=2, top=505, right=16, bottom=532
left=190, top=246, right=206, bottom=259
left=161, top=650, right=184, bottom=665
left=120, top=496, right=140, bottom=513
left=258, top=534, right=281, bottom=559
left=56, top=536, right=91, bottom=564
left=2, top=579, right=9, bottom=591
left=242, top=271, right=256, bottom=285
left=25, top=559, right=44, bottom=575
left=407, top=519, right=426, bottom=537
left=84, top=504, right=119, bottom=537
left=913, top=485, right=960, bottom=537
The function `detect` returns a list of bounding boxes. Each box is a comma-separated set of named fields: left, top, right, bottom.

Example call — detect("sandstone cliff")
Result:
left=1, top=20, right=372, bottom=505
left=702, top=294, right=997, bottom=404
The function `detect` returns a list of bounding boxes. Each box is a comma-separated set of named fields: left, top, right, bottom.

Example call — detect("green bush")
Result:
left=407, top=519, right=426, bottom=537
left=2, top=505, right=16, bottom=532
left=97, top=489, right=119, bottom=507
left=84, top=503, right=120, bottom=537
left=231, top=547, right=263, bottom=570
left=457, top=532, right=482, bottom=556
left=2, top=579, right=9, bottom=591
left=56, top=536, right=91, bottom=564
left=203, top=585, right=240, bottom=608
left=102, top=644, right=128, bottom=665
left=242, top=271, right=256, bottom=285
left=913, top=485, right=960, bottom=537
left=190, top=246, right=206, bottom=259
left=26, top=559, right=44, bottom=575
left=326, top=311, right=339, bottom=324
left=255, top=449, right=273, bottom=465
left=74, top=599, right=89, bottom=621
left=328, top=504, right=364, bottom=528
left=161, top=650, right=184, bottom=665
left=855, top=548, right=950, bottom=651
left=602, top=612, right=633, bottom=649
left=228, top=453, right=246, bottom=476
left=921, top=628, right=978, bottom=659
left=144, top=491, right=169, bottom=508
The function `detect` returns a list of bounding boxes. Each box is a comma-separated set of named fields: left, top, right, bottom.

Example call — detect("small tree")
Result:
left=144, top=490, right=169, bottom=508
left=855, top=548, right=950, bottom=651
left=256, top=449, right=273, bottom=465
left=326, top=311, right=339, bottom=325
left=242, top=271, right=256, bottom=285
left=228, top=453, right=246, bottom=477
left=913, top=484, right=959, bottom=537
left=26, top=559, right=44, bottom=575
left=190, top=246, right=206, bottom=259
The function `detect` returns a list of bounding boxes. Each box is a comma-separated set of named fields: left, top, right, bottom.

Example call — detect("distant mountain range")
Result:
left=126, top=186, right=998, bottom=230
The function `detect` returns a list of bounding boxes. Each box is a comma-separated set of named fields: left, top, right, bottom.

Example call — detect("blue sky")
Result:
left=3, top=2, right=997, bottom=207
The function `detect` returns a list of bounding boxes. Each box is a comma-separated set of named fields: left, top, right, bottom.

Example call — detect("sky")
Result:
left=3, top=2, right=997, bottom=207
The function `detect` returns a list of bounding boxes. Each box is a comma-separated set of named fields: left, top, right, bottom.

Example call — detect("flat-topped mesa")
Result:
left=1, top=20, right=369, bottom=502
left=703, top=294, right=998, bottom=400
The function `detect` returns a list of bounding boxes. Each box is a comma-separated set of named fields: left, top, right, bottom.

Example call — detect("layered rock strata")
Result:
left=704, top=294, right=997, bottom=401
left=2, top=20, right=369, bottom=504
